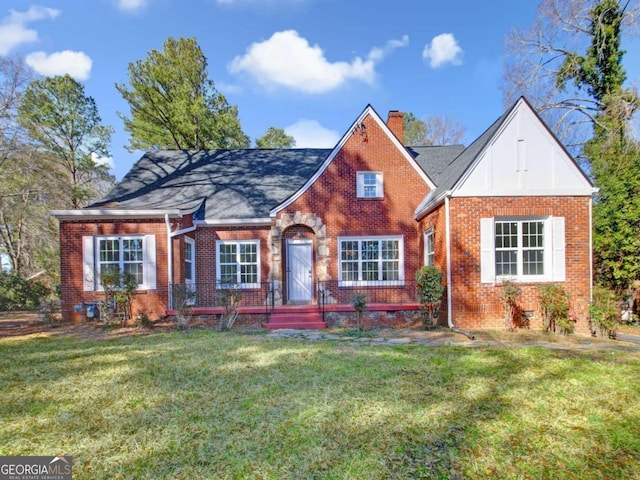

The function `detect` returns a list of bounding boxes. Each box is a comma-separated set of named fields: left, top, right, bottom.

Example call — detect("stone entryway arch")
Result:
left=268, top=212, right=330, bottom=306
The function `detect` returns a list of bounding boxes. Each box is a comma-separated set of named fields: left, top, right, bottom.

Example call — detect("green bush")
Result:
left=416, top=266, right=444, bottom=330
left=351, top=293, right=367, bottom=332
left=0, top=271, right=51, bottom=311
left=499, top=280, right=524, bottom=330
left=589, top=286, right=619, bottom=338
left=538, top=283, right=574, bottom=335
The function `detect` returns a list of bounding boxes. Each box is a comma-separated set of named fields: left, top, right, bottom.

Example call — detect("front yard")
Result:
left=1, top=330, right=639, bottom=479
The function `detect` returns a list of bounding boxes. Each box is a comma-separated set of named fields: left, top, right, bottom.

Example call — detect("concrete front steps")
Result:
left=263, top=305, right=327, bottom=329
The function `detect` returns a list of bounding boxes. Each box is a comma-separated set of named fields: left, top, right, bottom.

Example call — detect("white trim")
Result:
left=271, top=105, right=435, bottom=217
left=445, top=197, right=453, bottom=328
left=337, top=235, right=404, bottom=287
left=93, top=235, right=156, bottom=290
left=451, top=189, right=598, bottom=197
left=589, top=198, right=594, bottom=303
left=424, top=228, right=434, bottom=266
left=165, top=214, right=172, bottom=298
left=184, top=237, right=196, bottom=284
left=51, top=209, right=185, bottom=220
left=194, top=218, right=272, bottom=227
left=170, top=225, right=197, bottom=237
left=356, top=171, right=384, bottom=198
left=215, top=239, right=261, bottom=289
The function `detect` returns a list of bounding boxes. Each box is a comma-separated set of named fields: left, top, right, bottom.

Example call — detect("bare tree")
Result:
left=502, top=0, right=639, bottom=152
left=0, top=56, right=31, bottom=168
left=403, top=113, right=466, bottom=146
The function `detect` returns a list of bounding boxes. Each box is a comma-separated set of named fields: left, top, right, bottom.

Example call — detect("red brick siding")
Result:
left=447, top=196, right=592, bottom=334
left=195, top=226, right=271, bottom=285
left=278, top=114, right=431, bottom=296
left=58, top=219, right=169, bottom=321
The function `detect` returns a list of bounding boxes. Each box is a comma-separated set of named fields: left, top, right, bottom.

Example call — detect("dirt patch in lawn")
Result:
left=1, top=311, right=637, bottom=349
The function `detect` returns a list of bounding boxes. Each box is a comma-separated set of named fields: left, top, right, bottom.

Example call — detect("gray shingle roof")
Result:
left=90, top=149, right=331, bottom=221
left=409, top=145, right=465, bottom=185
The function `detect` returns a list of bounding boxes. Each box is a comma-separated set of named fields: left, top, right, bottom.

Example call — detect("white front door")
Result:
left=287, top=240, right=313, bottom=303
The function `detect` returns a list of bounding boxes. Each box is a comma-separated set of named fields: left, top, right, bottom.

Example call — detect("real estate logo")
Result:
left=0, top=456, right=72, bottom=480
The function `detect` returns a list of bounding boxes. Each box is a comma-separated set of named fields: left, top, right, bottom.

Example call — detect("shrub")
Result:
left=218, top=285, right=241, bottom=331
left=99, top=270, right=137, bottom=326
left=171, top=284, right=196, bottom=330
left=589, top=286, right=619, bottom=338
left=537, top=283, right=574, bottom=335
left=416, top=266, right=444, bottom=330
left=499, top=280, right=523, bottom=330
left=0, top=271, right=51, bottom=311
left=351, top=293, right=367, bottom=332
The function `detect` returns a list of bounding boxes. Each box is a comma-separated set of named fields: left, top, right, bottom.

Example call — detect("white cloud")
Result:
left=0, top=6, right=60, bottom=56
left=26, top=50, right=93, bottom=80
left=92, top=152, right=114, bottom=169
left=422, top=33, right=463, bottom=68
left=229, top=30, right=408, bottom=94
left=116, top=0, right=148, bottom=12
left=285, top=119, right=340, bottom=148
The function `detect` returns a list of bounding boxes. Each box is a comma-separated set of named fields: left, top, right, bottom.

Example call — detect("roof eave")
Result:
left=50, top=208, right=186, bottom=220
left=414, top=190, right=452, bottom=220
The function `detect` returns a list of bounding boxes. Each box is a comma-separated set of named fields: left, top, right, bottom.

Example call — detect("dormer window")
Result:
left=357, top=171, right=383, bottom=198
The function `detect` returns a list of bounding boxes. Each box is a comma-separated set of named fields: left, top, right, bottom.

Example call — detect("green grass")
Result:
left=1, top=331, right=639, bottom=479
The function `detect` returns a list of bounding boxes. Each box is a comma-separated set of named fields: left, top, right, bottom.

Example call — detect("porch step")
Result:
left=263, top=308, right=327, bottom=329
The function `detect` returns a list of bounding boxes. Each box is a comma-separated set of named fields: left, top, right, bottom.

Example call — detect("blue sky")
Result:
left=2, top=0, right=639, bottom=180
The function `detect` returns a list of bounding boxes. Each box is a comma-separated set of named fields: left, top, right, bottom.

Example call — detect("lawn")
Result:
left=1, top=330, right=639, bottom=479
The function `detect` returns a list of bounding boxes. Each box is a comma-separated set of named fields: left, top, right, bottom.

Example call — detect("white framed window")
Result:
left=424, top=229, right=435, bottom=266
left=185, top=237, right=195, bottom=284
left=82, top=235, right=157, bottom=291
left=356, top=171, right=383, bottom=198
left=338, top=236, right=404, bottom=286
left=216, top=240, right=260, bottom=288
left=480, top=217, right=565, bottom=283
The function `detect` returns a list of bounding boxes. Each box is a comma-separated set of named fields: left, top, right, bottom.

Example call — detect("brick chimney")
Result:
left=387, top=110, right=404, bottom=142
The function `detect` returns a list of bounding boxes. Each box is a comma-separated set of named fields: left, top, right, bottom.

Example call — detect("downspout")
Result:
left=445, top=196, right=475, bottom=340
left=165, top=214, right=173, bottom=309
left=589, top=197, right=594, bottom=308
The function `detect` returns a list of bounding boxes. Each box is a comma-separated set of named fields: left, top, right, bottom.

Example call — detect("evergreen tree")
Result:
left=116, top=37, right=249, bottom=151
left=18, top=74, right=114, bottom=209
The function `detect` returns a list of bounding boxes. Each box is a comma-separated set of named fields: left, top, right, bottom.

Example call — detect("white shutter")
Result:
left=376, top=173, right=384, bottom=198
left=143, top=234, right=157, bottom=290
left=551, top=217, right=566, bottom=281
left=480, top=218, right=495, bottom=283
left=82, top=236, right=95, bottom=291
left=356, top=173, right=364, bottom=197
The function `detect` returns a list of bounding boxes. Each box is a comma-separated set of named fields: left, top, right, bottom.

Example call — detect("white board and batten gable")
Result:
left=454, top=98, right=595, bottom=198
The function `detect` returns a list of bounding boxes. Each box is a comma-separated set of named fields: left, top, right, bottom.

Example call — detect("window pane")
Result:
left=124, top=263, right=143, bottom=285
left=219, top=244, right=236, bottom=264
left=240, top=243, right=257, bottom=263
left=361, top=241, right=379, bottom=260
left=523, top=221, right=544, bottom=248
left=496, top=250, right=517, bottom=276
left=341, top=241, right=358, bottom=260
left=341, top=262, right=358, bottom=281
left=99, top=239, right=119, bottom=262
left=382, top=240, right=399, bottom=260
left=523, top=250, right=544, bottom=275
left=220, top=264, right=237, bottom=284
left=240, top=264, right=257, bottom=284
left=382, top=261, right=399, bottom=280
left=362, top=261, right=379, bottom=281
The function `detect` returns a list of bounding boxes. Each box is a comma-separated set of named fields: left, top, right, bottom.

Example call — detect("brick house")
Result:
left=52, top=97, right=596, bottom=333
